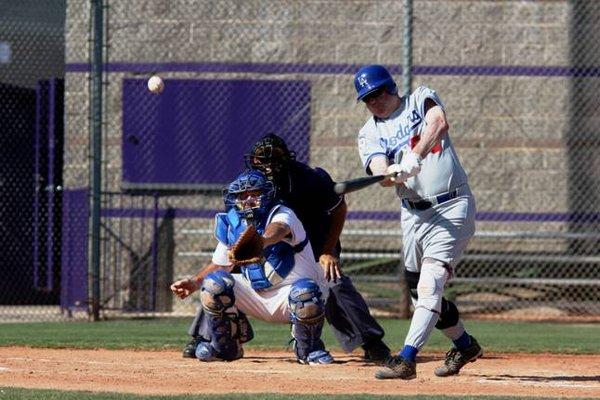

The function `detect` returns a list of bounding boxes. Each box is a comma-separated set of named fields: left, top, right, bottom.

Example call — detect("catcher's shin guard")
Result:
left=201, top=311, right=246, bottom=361
left=198, top=270, right=251, bottom=362
left=288, top=279, right=333, bottom=364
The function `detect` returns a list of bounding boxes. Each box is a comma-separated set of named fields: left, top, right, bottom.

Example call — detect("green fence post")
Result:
left=88, top=0, right=104, bottom=321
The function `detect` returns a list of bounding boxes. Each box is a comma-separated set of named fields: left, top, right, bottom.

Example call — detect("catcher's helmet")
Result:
left=224, top=170, right=277, bottom=222
left=244, top=133, right=296, bottom=179
left=353, top=64, right=397, bottom=101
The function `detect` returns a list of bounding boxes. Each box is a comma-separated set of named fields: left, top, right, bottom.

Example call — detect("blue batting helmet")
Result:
left=224, top=170, right=277, bottom=222
left=353, top=64, right=397, bottom=101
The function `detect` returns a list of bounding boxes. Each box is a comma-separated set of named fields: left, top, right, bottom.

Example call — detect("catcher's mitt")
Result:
left=228, top=225, right=264, bottom=267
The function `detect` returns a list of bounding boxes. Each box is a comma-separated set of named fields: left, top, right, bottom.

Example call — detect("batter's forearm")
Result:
left=262, top=222, right=291, bottom=247
left=321, top=200, right=347, bottom=256
left=369, top=156, right=396, bottom=187
left=412, top=107, right=448, bottom=158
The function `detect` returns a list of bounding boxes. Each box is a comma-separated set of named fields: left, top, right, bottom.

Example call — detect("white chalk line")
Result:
left=477, top=377, right=599, bottom=389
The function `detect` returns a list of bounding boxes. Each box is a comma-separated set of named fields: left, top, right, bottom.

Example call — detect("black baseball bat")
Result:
left=333, top=173, right=396, bottom=195
left=334, top=152, right=403, bottom=195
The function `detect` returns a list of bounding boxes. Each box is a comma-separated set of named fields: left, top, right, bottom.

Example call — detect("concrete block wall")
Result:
left=63, top=1, right=599, bottom=303
left=64, top=0, right=578, bottom=207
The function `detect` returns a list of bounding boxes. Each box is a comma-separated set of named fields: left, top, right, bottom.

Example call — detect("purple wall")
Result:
left=122, top=78, right=311, bottom=190
left=60, top=189, right=88, bottom=310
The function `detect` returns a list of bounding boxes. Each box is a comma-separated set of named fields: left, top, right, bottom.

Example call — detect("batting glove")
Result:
left=398, top=150, right=422, bottom=178
left=386, top=163, right=409, bottom=183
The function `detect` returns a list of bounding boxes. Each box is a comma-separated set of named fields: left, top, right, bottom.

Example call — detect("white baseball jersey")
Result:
left=212, top=205, right=328, bottom=322
left=358, top=86, right=468, bottom=200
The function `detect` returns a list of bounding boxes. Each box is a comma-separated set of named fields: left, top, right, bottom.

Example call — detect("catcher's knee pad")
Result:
left=435, top=298, right=460, bottom=329
left=415, top=263, right=448, bottom=314
left=289, top=278, right=325, bottom=323
left=288, top=278, right=327, bottom=362
left=200, top=270, right=235, bottom=314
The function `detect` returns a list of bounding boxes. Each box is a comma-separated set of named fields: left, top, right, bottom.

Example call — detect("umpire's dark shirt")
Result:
left=278, top=160, right=344, bottom=260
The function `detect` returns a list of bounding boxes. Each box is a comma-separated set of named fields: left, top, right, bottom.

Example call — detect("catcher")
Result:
left=170, top=170, right=333, bottom=365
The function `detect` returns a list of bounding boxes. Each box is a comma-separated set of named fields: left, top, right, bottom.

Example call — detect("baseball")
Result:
left=147, top=75, right=164, bottom=94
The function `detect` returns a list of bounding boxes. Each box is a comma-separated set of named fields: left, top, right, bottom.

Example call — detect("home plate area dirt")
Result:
left=0, top=347, right=599, bottom=398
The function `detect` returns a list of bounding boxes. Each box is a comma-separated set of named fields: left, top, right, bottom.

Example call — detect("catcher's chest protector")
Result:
left=215, top=205, right=285, bottom=246
left=215, top=206, right=307, bottom=291
left=215, top=208, right=249, bottom=245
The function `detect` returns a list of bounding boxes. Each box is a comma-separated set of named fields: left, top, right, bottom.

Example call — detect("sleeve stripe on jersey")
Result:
left=364, top=152, right=387, bottom=174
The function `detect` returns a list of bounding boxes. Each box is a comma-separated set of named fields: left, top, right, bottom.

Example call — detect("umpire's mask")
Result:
left=244, top=133, right=296, bottom=185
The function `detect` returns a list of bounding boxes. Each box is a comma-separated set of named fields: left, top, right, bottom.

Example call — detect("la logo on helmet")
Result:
left=358, top=75, right=368, bottom=87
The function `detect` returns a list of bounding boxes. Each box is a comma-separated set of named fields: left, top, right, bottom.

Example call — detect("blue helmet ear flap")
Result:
left=354, top=64, right=397, bottom=101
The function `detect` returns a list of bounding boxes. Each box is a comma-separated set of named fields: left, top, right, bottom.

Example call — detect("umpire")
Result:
left=245, top=133, right=391, bottom=362
left=183, top=134, right=390, bottom=363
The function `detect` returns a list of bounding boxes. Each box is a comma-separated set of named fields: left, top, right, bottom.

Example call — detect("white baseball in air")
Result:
left=147, top=75, right=164, bottom=94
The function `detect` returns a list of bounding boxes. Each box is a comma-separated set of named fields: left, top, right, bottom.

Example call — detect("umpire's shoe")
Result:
left=363, top=340, right=391, bottom=364
left=182, top=336, right=202, bottom=358
left=434, top=336, right=483, bottom=377
left=375, top=355, right=416, bottom=380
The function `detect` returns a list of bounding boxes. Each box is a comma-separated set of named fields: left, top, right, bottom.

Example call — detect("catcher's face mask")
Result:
left=235, top=189, right=262, bottom=212
left=224, top=170, right=277, bottom=225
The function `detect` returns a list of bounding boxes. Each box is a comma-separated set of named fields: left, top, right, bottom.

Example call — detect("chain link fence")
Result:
left=1, top=0, right=599, bottom=322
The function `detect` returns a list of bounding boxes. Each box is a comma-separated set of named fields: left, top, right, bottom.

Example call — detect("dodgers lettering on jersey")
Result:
left=357, top=86, right=469, bottom=199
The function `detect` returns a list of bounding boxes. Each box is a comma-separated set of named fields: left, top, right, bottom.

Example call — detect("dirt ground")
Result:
left=0, top=347, right=599, bottom=398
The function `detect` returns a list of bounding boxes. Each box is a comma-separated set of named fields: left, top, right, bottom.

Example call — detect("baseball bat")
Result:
left=334, top=151, right=404, bottom=195
left=333, top=173, right=396, bottom=195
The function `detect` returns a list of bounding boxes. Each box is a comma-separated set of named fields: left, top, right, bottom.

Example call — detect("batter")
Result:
left=354, top=64, right=483, bottom=380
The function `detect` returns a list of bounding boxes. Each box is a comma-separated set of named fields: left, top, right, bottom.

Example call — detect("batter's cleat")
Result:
left=299, top=350, right=334, bottom=365
left=434, top=336, right=483, bottom=377
left=182, top=336, right=202, bottom=358
left=375, top=355, right=417, bottom=380
left=362, top=340, right=391, bottom=364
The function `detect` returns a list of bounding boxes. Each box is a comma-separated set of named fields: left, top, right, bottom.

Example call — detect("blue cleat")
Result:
left=195, top=342, right=218, bottom=361
left=300, top=349, right=334, bottom=365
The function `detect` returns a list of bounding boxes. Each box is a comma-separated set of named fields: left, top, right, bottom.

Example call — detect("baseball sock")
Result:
left=401, top=306, right=440, bottom=362
left=453, top=331, right=472, bottom=350
left=399, top=345, right=418, bottom=362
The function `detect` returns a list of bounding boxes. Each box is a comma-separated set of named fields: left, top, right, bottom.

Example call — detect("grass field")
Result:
left=0, top=317, right=598, bottom=354
left=1, top=388, right=590, bottom=400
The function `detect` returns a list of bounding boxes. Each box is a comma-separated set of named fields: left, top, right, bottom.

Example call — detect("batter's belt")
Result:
left=401, top=185, right=466, bottom=211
